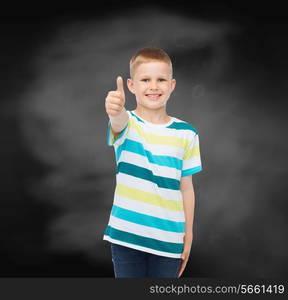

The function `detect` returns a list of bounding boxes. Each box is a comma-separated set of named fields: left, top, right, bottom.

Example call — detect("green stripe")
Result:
left=167, top=121, right=198, bottom=134
left=130, top=111, right=198, bottom=134
left=116, top=162, right=180, bottom=190
left=104, top=225, right=183, bottom=254
left=130, top=111, right=145, bottom=123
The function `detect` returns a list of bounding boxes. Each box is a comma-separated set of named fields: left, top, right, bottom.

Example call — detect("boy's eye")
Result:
left=141, top=79, right=166, bottom=82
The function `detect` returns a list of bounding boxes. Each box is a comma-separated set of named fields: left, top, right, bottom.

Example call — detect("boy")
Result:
left=103, top=47, right=202, bottom=278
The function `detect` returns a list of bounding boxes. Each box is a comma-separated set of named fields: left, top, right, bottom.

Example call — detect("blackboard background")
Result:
left=0, top=1, right=287, bottom=278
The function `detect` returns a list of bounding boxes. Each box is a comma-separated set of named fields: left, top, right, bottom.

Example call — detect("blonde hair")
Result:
left=129, top=47, right=173, bottom=79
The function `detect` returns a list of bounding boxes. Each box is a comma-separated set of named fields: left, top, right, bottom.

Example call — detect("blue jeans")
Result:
left=111, top=243, right=182, bottom=278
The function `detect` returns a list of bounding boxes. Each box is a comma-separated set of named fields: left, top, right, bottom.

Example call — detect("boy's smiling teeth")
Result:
left=146, top=94, right=162, bottom=99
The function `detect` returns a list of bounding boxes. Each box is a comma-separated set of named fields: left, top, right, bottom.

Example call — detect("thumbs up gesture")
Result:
left=105, top=76, right=126, bottom=117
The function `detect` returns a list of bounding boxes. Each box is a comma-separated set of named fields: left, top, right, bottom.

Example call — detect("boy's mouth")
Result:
left=145, top=94, right=162, bottom=100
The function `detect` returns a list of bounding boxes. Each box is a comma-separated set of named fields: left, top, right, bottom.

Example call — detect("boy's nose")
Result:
left=149, top=83, right=159, bottom=90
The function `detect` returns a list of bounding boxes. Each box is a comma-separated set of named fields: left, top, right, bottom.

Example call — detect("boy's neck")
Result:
left=134, top=107, right=171, bottom=124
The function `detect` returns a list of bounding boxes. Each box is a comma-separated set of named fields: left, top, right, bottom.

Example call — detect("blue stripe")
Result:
left=111, top=205, right=185, bottom=233
left=182, top=165, right=202, bottom=176
left=116, top=139, right=182, bottom=170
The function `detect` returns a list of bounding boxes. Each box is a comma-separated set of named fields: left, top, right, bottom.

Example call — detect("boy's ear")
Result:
left=171, top=78, right=176, bottom=92
left=127, top=78, right=135, bottom=94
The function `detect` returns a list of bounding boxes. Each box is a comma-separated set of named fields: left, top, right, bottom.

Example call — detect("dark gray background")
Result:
left=0, top=1, right=287, bottom=277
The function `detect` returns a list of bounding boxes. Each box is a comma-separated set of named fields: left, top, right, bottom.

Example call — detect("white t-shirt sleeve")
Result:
left=181, top=132, right=202, bottom=177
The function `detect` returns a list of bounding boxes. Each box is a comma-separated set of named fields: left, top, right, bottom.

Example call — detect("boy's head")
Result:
left=127, top=47, right=176, bottom=111
left=129, top=47, right=173, bottom=79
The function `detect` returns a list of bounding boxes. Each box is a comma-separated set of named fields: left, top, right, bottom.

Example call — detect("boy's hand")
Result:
left=178, top=234, right=193, bottom=278
left=105, top=76, right=126, bottom=117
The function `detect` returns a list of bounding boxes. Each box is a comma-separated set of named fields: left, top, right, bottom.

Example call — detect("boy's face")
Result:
left=127, top=61, right=176, bottom=110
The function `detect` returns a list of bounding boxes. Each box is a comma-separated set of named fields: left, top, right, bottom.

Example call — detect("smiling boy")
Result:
left=104, top=47, right=202, bottom=278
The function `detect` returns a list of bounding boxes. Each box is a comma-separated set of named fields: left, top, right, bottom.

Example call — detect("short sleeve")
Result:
left=106, top=111, right=130, bottom=147
left=181, top=132, right=202, bottom=177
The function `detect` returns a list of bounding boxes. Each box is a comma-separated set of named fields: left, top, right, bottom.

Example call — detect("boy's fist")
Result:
left=105, top=76, right=126, bottom=117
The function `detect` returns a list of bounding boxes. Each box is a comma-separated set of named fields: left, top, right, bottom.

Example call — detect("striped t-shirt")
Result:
left=103, top=109, right=202, bottom=258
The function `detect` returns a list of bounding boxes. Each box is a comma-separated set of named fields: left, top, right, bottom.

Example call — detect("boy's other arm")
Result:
left=178, top=175, right=195, bottom=277
left=180, top=175, right=195, bottom=236
left=105, top=76, right=129, bottom=134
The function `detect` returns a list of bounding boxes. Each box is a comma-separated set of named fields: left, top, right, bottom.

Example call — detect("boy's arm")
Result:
left=105, top=76, right=129, bottom=137
left=109, top=107, right=129, bottom=134
left=180, top=175, right=195, bottom=236
left=178, top=175, right=195, bottom=277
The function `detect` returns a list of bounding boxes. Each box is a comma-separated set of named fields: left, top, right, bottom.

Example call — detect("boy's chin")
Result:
left=137, top=102, right=167, bottom=110
left=140, top=97, right=167, bottom=104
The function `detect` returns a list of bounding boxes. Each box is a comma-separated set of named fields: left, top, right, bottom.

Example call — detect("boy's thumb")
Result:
left=116, top=76, right=124, bottom=95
